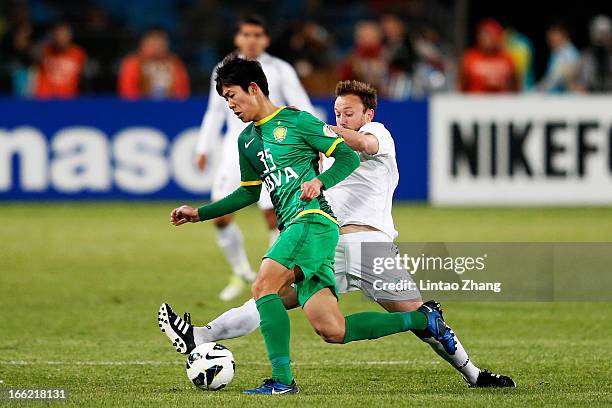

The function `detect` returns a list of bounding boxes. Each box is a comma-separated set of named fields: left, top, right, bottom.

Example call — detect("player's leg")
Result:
left=378, top=299, right=515, bottom=387
left=243, top=258, right=298, bottom=394
left=377, top=299, right=482, bottom=385
left=287, top=221, right=450, bottom=347
left=211, top=150, right=256, bottom=301
left=301, top=282, right=450, bottom=345
left=195, top=285, right=297, bottom=344
left=244, top=216, right=340, bottom=395
left=327, top=233, right=430, bottom=343
left=297, top=256, right=443, bottom=346
left=158, top=298, right=259, bottom=355
left=345, top=231, right=514, bottom=387
left=339, top=233, right=475, bottom=375
left=193, top=297, right=259, bottom=344
left=301, top=287, right=345, bottom=343
left=161, top=285, right=299, bottom=353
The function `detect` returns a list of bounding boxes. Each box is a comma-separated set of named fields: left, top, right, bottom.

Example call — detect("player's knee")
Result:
left=313, top=323, right=345, bottom=344
left=251, top=276, right=275, bottom=299
left=319, top=329, right=345, bottom=344
left=251, top=280, right=264, bottom=299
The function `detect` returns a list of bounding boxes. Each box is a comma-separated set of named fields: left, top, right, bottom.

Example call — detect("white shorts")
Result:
left=211, top=136, right=273, bottom=210
left=334, top=231, right=421, bottom=301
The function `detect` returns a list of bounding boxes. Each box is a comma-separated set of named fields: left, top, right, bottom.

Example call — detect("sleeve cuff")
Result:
left=318, top=174, right=331, bottom=190
left=197, top=206, right=206, bottom=221
left=240, top=180, right=263, bottom=186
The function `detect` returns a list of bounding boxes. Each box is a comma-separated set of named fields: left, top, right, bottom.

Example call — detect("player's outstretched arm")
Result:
left=328, top=125, right=379, bottom=155
left=170, top=131, right=265, bottom=224
left=170, top=185, right=262, bottom=226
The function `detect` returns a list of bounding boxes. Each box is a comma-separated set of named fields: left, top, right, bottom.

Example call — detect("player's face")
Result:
left=334, top=94, right=374, bottom=131
left=221, top=84, right=259, bottom=122
left=235, top=24, right=270, bottom=59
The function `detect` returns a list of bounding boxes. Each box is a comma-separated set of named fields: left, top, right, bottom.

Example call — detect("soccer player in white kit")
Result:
left=196, top=15, right=315, bottom=301
left=164, top=80, right=515, bottom=388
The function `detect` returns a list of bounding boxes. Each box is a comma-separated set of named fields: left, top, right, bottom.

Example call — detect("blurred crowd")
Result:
left=0, top=0, right=610, bottom=99
left=459, top=17, right=612, bottom=94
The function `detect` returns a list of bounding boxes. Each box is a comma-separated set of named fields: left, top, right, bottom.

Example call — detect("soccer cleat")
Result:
left=219, top=276, right=247, bottom=301
left=417, top=300, right=457, bottom=355
left=158, top=303, right=196, bottom=354
left=472, top=369, right=517, bottom=388
left=243, top=378, right=299, bottom=395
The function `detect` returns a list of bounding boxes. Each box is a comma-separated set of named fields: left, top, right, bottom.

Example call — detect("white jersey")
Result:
left=324, top=122, right=399, bottom=240
left=196, top=52, right=315, bottom=154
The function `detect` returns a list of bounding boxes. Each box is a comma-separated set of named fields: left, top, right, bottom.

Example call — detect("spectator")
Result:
left=339, top=21, right=388, bottom=92
left=380, top=14, right=416, bottom=99
left=539, top=23, right=580, bottom=93
left=0, top=2, right=35, bottom=96
left=459, top=19, right=518, bottom=93
left=35, top=21, right=87, bottom=98
left=579, top=15, right=612, bottom=93
left=273, top=21, right=336, bottom=95
left=412, top=26, right=454, bottom=97
left=0, top=21, right=37, bottom=97
left=118, top=29, right=189, bottom=99
left=504, top=27, right=535, bottom=90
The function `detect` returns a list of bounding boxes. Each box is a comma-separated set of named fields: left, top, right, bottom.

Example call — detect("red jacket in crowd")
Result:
left=459, top=19, right=519, bottom=93
left=36, top=44, right=87, bottom=98
left=118, top=54, right=190, bottom=99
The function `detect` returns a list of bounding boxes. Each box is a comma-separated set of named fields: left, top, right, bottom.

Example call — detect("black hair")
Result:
left=215, top=54, right=270, bottom=96
left=236, top=14, right=269, bottom=36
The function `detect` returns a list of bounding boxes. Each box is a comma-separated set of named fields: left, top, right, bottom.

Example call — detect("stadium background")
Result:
left=1, top=1, right=611, bottom=407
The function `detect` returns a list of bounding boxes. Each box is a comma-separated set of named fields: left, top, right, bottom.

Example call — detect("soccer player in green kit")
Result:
left=168, top=56, right=455, bottom=395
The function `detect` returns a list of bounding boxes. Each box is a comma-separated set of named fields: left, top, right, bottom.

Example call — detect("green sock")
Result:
left=342, top=311, right=427, bottom=344
left=256, top=293, right=293, bottom=385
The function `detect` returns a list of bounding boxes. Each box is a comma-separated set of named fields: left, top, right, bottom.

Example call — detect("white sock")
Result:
left=418, top=326, right=481, bottom=384
left=193, top=298, right=261, bottom=345
left=216, top=223, right=255, bottom=281
left=268, top=228, right=280, bottom=248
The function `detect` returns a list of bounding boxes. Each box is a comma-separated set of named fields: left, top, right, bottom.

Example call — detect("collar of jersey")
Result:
left=255, top=106, right=286, bottom=126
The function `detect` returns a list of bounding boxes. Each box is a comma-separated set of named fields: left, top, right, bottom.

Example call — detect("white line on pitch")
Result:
left=0, top=360, right=438, bottom=366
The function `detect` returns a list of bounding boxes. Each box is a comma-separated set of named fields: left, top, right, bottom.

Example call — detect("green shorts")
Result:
left=264, top=213, right=339, bottom=307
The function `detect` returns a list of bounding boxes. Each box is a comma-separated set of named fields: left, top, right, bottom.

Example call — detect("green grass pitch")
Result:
left=0, top=203, right=611, bottom=407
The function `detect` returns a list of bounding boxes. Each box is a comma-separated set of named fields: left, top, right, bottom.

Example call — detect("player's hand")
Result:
left=196, top=154, right=208, bottom=171
left=300, top=178, right=323, bottom=202
left=170, top=205, right=200, bottom=226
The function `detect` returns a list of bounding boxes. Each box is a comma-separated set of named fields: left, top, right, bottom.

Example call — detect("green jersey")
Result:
left=237, top=107, right=344, bottom=230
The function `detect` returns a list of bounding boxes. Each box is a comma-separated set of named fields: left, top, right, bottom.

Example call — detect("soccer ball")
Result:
left=186, top=342, right=235, bottom=391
